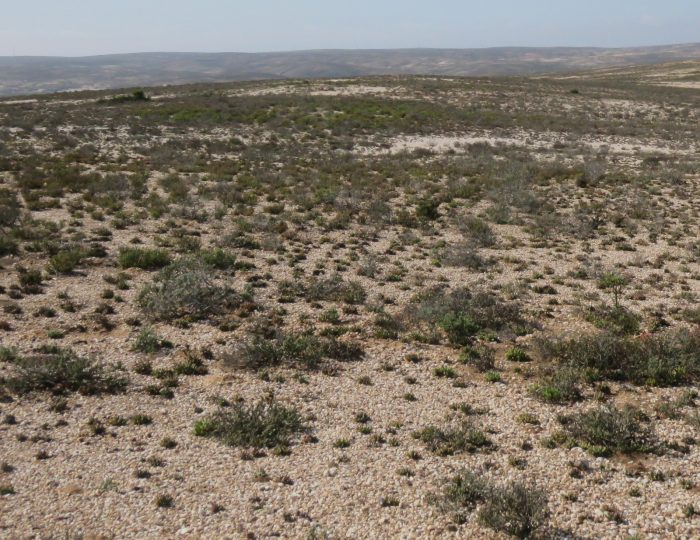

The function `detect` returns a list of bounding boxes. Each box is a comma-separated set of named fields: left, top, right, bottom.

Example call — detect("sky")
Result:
left=1, top=0, right=699, bottom=56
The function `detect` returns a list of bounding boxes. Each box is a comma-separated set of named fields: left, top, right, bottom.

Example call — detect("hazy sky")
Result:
left=1, top=0, right=699, bottom=56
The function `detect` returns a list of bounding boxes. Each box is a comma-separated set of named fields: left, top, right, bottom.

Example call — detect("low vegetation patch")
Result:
left=434, top=469, right=549, bottom=538
left=559, top=405, right=656, bottom=456
left=415, top=421, right=492, bottom=456
left=118, top=247, right=171, bottom=270
left=224, top=331, right=364, bottom=370
left=537, top=328, right=700, bottom=386
left=1, top=348, right=127, bottom=395
left=194, top=399, right=307, bottom=449
left=138, top=257, right=239, bottom=321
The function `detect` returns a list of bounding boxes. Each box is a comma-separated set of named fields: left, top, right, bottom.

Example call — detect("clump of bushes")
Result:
left=530, top=367, right=582, bottom=404
left=414, top=421, right=492, bottom=456
left=48, top=248, right=85, bottom=274
left=435, top=470, right=548, bottom=538
left=1, top=348, right=127, bottom=395
left=537, top=328, right=700, bottom=386
left=138, top=257, right=238, bottom=321
left=559, top=405, right=656, bottom=456
left=305, top=274, right=367, bottom=305
left=224, top=331, right=363, bottom=370
left=118, top=247, right=171, bottom=270
left=407, top=286, right=524, bottom=346
left=193, top=399, right=306, bottom=449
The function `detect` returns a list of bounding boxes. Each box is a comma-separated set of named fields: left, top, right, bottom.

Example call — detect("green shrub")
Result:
left=226, top=331, right=363, bottom=370
left=436, top=470, right=489, bottom=522
left=3, top=348, right=127, bottom=395
left=0, top=188, right=21, bottom=228
left=505, top=347, right=530, bottom=362
left=416, top=198, right=440, bottom=221
left=459, top=345, right=495, bottom=372
left=538, top=329, right=700, bottom=386
left=458, top=216, right=496, bottom=247
left=415, top=421, right=492, bottom=456
left=194, top=399, right=306, bottom=448
left=439, top=312, right=480, bottom=346
left=306, top=274, right=366, bottom=305
left=478, top=481, right=549, bottom=538
left=173, top=350, right=208, bottom=375
left=118, top=247, right=171, bottom=270
left=584, top=305, right=640, bottom=335
left=561, top=405, right=656, bottom=456
left=598, top=272, right=628, bottom=308
left=199, top=248, right=237, bottom=270
left=435, top=470, right=549, bottom=537
left=133, top=327, right=172, bottom=353
left=530, top=367, right=582, bottom=404
left=0, top=234, right=18, bottom=256
left=48, top=248, right=85, bottom=274
left=138, top=257, right=237, bottom=321
left=409, top=286, right=523, bottom=346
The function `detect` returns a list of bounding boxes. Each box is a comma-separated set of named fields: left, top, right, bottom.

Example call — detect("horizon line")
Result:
left=2, top=41, right=700, bottom=59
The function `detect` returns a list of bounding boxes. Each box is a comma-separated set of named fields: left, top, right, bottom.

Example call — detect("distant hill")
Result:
left=1, top=43, right=700, bottom=96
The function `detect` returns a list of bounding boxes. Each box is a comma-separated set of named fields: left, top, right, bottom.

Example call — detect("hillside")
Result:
left=1, top=65, right=700, bottom=538
left=1, top=42, right=700, bottom=96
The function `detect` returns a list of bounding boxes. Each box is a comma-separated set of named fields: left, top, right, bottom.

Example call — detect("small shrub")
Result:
left=225, top=331, right=362, bottom=370
left=530, top=367, right=582, bottom=404
left=478, top=481, right=549, bottom=538
left=4, top=349, right=127, bottom=396
left=193, top=399, right=306, bottom=448
left=118, top=247, right=171, bottom=270
left=459, top=345, right=495, bottom=372
left=416, top=198, right=440, bottom=221
left=199, top=248, right=237, bottom=270
left=439, top=312, right=480, bottom=346
left=538, top=329, right=700, bottom=386
left=155, top=494, right=173, bottom=508
left=48, top=248, right=84, bottom=274
left=133, top=327, right=172, bottom=354
left=306, top=274, right=366, bottom=305
left=415, top=422, right=492, bottom=456
left=435, top=470, right=548, bottom=537
left=138, top=257, right=237, bottom=321
left=561, top=405, right=656, bottom=456
left=173, top=350, right=208, bottom=375
left=505, top=347, right=530, bottom=362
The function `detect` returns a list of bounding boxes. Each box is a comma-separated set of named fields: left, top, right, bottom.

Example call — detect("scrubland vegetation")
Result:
left=1, top=65, right=700, bottom=538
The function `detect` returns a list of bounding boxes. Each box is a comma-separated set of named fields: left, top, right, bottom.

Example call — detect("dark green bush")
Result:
left=530, top=367, right=582, bottom=404
left=118, top=247, right=171, bottom=270
left=0, top=188, right=21, bottom=228
left=133, top=327, right=172, bottom=354
left=409, top=286, right=523, bottom=346
left=416, top=198, right=440, bottom=221
left=199, top=248, right=237, bottom=270
left=48, top=248, right=84, bottom=274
